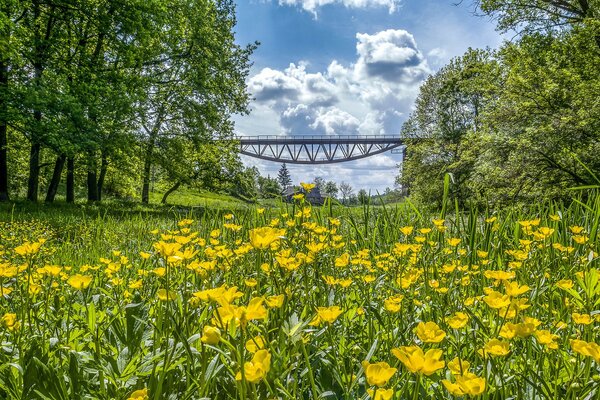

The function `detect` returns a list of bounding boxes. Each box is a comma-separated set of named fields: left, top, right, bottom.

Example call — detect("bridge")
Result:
left=237, top=135, right=404, bottom=164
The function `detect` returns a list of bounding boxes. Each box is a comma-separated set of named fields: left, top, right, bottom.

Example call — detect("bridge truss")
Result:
left=237, top=135, right=404, bottom=164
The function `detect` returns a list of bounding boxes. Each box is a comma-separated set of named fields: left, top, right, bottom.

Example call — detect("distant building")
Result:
left=282, top=186, right=324, bottom=205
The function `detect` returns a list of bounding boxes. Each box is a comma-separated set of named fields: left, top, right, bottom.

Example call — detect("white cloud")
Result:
left=243, top=29, right=429, bottom=138
left=277, top=0, right=399, bottom=15
left=236, top=29, right=427, bottom=191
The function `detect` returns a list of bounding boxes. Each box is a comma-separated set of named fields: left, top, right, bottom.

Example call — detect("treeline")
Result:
left=398, top=0, right=600, bottom=207
left=0, top=0, right=256, bottom=204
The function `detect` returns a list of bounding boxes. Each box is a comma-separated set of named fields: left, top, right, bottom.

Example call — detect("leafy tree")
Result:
left=476, top=28, right=600, bottom=202
left=258, top=175, right=281, bottom=198
left=476, top=0, right=600, bottom=46
left=277, top=163, right=292, bottom=189
left=399, top=48, right=500, bottom=206
left=324, top=180, right=338, bottom=198
left=138, top=0, right=256, bottom=203
left=357, top=189, right=369, bottom=205
left=313, top=176, right=325, bottom=190
left=339, top=181, right=353, bottom=204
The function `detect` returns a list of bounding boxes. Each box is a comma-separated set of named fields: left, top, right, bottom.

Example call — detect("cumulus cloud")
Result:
left=245, top=29, right=430, bottom=138
left=237, top=29, right=429, bottom=190
left=277, top=0, right=399, bottom=15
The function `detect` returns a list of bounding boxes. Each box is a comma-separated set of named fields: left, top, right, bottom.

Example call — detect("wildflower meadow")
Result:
left=1, top=189, right=599, bottom=399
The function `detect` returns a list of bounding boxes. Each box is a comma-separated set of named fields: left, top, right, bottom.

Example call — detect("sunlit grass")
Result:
left=0, top=191, right=599, bottom=399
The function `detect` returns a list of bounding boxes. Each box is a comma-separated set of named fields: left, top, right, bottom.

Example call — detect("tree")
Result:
left=476, top=28, right=600, bottom=202
left=339, top=181, right=353, bottom=204
left=324, top=180, right=338, bottom=198
left=258, top=175, right=281, bottom=198
left=313, top=176, right=325, bottom=190
left=476, top=0, right=600, bottom=46
left=398, top=48, right=500, bottom=206
left=357, top=189, right=369, bottom=204
left=138, top=0, right=256, bottom=203
left=277, top=163, right=292, bottom=189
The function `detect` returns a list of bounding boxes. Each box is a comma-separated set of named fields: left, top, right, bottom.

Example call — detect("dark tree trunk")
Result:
left=97, top=151, right=108, bottom=201
left=141, top=134, right=156, bottom=204
left=0, top=0, right=9, bottom=201
left=87, top=152, right=98, bottom=202
left=66, top=157, right=74, bottom=203
left=0, top=57, right=8, bottom=201
left=27, top=139, right=41, bottom=202
left=161, top=181, right=181, bottom=204
left=45, top=154, right=66, bottom=202
left=0, top=123, right=7, bottom=202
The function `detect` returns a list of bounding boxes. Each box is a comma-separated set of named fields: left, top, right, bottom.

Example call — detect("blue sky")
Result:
left=233, top=0, right=504, bottom=193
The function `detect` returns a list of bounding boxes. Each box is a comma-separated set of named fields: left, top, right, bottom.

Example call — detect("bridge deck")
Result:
left=236, top=135, right=404, bottom=164
left=237, top=135, right=403, bottom=145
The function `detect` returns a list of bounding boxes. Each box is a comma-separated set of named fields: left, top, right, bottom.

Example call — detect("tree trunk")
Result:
left=0, top=57, right=8, bottom=201
left=45, top=154, right=66, bottom=202
left=141, top=134, right=156, bottom=204
left=66, top=157, right=74, bottom=203
left=161, top=181, right=181, bottom=204
left=27, top=139, right=41, bottom=202
left=87, top=152, right=98, bottom=202
left=97, top=151, right=108, bottom=201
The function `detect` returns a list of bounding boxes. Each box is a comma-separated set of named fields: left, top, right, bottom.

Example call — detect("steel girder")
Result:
left=237, top=135, right=404, bottom=164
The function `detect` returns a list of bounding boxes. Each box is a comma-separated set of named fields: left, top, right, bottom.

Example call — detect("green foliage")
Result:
left=400, top=8, right=600, bottom=207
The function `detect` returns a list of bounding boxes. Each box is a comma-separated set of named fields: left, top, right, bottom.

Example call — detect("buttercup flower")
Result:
left=361, top=361, right=397, bottom=387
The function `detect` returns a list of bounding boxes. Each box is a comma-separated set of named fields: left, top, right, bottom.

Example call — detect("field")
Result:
left=1, top=191, right=599, bottom=400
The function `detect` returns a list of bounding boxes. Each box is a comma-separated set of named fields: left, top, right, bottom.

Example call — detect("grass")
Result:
left=0, top=190, right=599, bottom=399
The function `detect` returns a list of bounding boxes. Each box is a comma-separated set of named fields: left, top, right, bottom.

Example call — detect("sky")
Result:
left=232, top=0, right=504, bottom=193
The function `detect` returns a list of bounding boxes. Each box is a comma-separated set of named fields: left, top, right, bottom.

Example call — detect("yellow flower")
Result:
left=200, top=326, right=221, bottom=345
left=400, top=226, right=414, bottom=236
left=14, top=240, right=44, bottom=256
left=300, top=182, right=316, bottom=192
left=1, top=313, right=20, bottom=332
left=415, top=321, right=446, bottom=343
left=244, top=278, right=258, bottom=287
left=139, top=251, right=151, bottom=259
left=446, top=312, right=469, bottom=329
left=335, top=253, right=350, bottom=267
left=446, top=238, right=461, bottom=247
left=241, top=297, right=269, bottom=322
left=152, top=241, right=182, bottom=258
left=483, top=291, right=511, bottom=309
left=265, top=294, right=284, bottom=308
left=0, top=263, right=18, bottom=278
left=366, top=388, right=393, bottom=400
left=569, top=226, right=585, bottom=234
left=481, top=339, right=510, bottom=357
left=249, top=227, right=286, bottom=250
left=361, top=360, right=397, bottom=387
left=534, top=330, right=559, bottom=350
left=484, top=270, right=515, bottom=281
left=447, top=357, right=470, bottom=375
left=127, top=388, right=148, bottom=400
left=158, top=289, right=177, bottom=302
left=309, top=306, right=343, bottom=326
left=573, top=235, right=588, bottom=244
left=443, top=372, right=486, bottom=396
left=384, top=295, right=404, bottom=313
left=235, top=349, right=271, bottom=383
left=556, top=279, right=573, bottom=290
left=572, top=312, right=593, bottom=325
left=391, top=346, right=445, bottom=375
left=504, top=281, right=530, bottom=297
left=67, top=274, right=93, bottom=290
left=571, top=339, right=600, bottom=362
left=246, top=336, right=267, bottom=353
